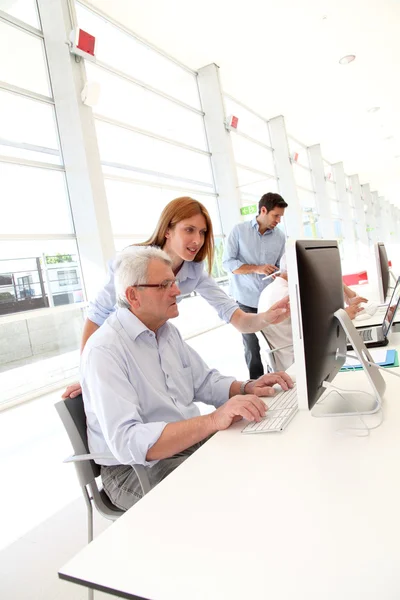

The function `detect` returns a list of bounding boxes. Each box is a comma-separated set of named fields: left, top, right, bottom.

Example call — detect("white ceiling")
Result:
left=90, top=0, right=400, bottom=206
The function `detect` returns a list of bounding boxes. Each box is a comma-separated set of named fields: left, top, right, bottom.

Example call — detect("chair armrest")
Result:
left=64, top=454, right=151, bottom=496
left=64, top=453, right=114, bottom=463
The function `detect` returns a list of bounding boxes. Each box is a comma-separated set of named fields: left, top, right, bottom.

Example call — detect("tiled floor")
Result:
left=0, top=324, right=250, bottom=600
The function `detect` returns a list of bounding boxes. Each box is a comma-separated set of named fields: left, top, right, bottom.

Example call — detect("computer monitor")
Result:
left=287, top=239, right=346, bottom=411
left=375, top=242, right=389, bottom=304
left=287, top=239, right=386, bottom=416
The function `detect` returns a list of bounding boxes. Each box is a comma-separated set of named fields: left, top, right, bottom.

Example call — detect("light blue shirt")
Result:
left=223, top=218, right=286, bottom=308
left=81, top=307, right=235, bottom=468
left=87, top=257, right=238, bottom=326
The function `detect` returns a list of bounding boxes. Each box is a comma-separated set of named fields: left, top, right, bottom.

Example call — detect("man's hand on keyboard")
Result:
left=347, top=294, right=368, bottom=306
left=246, top=372, right=294, bottom=397
left=211, top=395, right=267, bottom=431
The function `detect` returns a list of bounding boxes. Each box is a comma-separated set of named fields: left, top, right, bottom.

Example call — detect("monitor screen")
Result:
left=375, top=242, right=389, bottom=303
left=287, top=240, right=347, bottom=411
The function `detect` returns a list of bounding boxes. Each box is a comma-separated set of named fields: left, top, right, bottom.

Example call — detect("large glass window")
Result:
left=293, top=162, right=314, bottom=190
left=0, top=0, right=40, bottom=28
left=224, top=96, right=271, bottom=146
left=0, top=20, right=50, bottom=95
left=76, top=3, right=201, bottom=109
left=0, top=8, right=85, bottom=408
left=96, top=120, right=213, bottom=184
left=230, top=133, right=275, bottom=175
left=223, top=94, right=279, bottom=223
left=0, top=238, right=85, bottom=408
left=105, top=180, right=222, bottom=237
left=86, top=63, right=207, bottom=150
left=288, top=136, right=318, bottom=236
left=288, top=136, right=310, bottom=169
left=0, top=89, right=61, bottom=163
left=1, top=163, right=73, bottom=234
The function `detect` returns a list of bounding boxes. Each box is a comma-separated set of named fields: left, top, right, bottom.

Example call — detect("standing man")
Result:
left=223, top=192, right=287, bottom=379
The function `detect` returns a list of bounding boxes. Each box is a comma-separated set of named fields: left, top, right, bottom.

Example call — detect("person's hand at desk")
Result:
left=345, top=296, right=366, bottom=320
left=245, top=371, right=294, bottom=396
left=347, top=294, right=368, bottom=306
left=210, top=372, right=294, bottom=431
left=343, top=283, right=368, bottom=308
left=210, top=395, right=268, bottom=430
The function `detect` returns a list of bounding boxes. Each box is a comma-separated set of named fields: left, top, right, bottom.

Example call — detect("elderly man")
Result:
left=81, top=246, right=293, bottom=510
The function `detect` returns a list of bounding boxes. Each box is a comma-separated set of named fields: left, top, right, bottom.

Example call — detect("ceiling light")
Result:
left=339, top=55, right=356, bottom=65
left=384, top=136, right=394, bottom=141
left=368, top=106, right=380, bottom=113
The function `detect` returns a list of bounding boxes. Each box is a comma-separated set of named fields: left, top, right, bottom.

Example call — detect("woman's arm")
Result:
left=86, top=259, right=118, bottom=325
left=61, top=319, right=100, bottom=398
left=229, top=296, right=290, bottom=333
left=194, top=268, right=289, bottom=333
left=80, top=319, right=100, bottom=353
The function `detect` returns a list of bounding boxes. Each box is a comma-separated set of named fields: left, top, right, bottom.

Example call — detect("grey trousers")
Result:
left=101, top=441, right=206, bottom=511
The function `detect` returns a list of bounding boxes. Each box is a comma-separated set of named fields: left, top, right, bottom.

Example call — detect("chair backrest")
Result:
left=56, top=393, right=150, bottom=512
left=55, top=394, right=124, bottom=522
left=55, top=394, right=101, bottom=484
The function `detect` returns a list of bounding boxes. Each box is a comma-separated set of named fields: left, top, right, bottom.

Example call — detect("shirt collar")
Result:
left=176, top=259, right=203, bottom=281
left=251, top=216, right=258, bottom=229
left=251, top=216, right=273, bottom=235
left=116, top=307, right=155, bottom=341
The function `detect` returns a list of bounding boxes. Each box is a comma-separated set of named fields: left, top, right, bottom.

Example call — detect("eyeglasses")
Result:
left=133, top=278, right=179, bottom=291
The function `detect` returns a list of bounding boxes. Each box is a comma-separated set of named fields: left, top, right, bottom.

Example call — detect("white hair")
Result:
left=279, top=254, right=287, bottom=273
left=114, top=246, right=172, bottom=308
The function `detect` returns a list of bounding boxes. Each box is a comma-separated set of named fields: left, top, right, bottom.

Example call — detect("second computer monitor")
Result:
left=375, top=242, right=389, bottom=304
left=287, top=239, right=347, bottom=411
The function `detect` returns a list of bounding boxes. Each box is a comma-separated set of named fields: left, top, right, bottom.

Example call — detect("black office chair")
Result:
left=55, top=394, right=151, bottom=542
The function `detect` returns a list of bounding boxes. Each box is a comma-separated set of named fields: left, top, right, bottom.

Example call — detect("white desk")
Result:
left=59, top=335, right=400, bottom=600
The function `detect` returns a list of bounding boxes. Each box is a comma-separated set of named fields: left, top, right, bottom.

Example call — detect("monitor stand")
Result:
left=311, top=308, right=386, bottom=418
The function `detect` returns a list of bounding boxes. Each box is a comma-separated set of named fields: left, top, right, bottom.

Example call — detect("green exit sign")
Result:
left=240, top=204, right=257, bottom=216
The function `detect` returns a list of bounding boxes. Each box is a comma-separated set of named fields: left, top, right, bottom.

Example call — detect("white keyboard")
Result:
left=242, top=384, right=298, bottom=434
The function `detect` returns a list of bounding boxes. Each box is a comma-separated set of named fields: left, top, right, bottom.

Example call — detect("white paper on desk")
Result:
left=344, top=349, right=387, bottom=368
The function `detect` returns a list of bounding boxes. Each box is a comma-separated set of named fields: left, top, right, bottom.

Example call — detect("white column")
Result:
left=379, top=197, right=390, bottom=245
left=371, top=191, right=381, bottom=242
left=349, top=174, right=368, bottom=253
left=389, top=204, right=400, bottom=276
left=197, top=64, right=241, bottom=237
left=393, top=206, right=400, bottom=242
left=37, top=0, right=115, bottom=299
left=308, top=144, right=335, bottom=239
left=361, top=184, right=376, bottom=245
left=268, top=115, right=303, bottom=238
left=332, top=162, right=356, bottom=258
left=396, top=208, right=400, bottom=241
